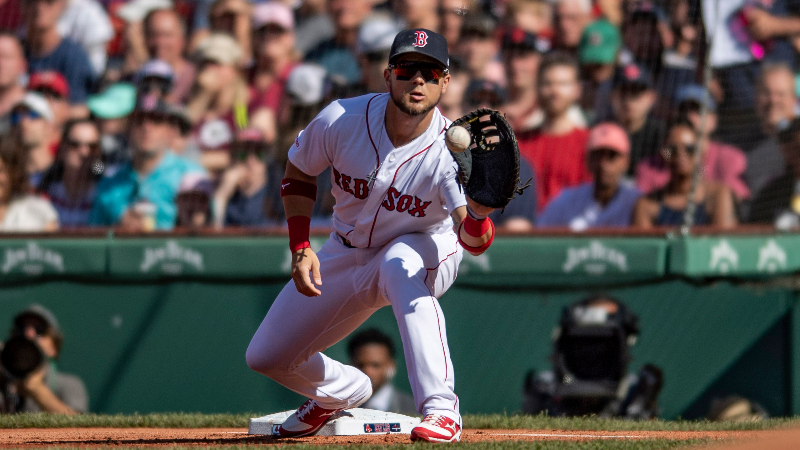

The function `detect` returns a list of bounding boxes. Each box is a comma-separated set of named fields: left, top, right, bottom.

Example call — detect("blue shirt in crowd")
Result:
left=90, top=152, right=205, bottom=230
left=537, top=181, right=641, bottom=230
left=225, top=185, right=282, bottom=227
left=26, top=38, right=96, bottom=104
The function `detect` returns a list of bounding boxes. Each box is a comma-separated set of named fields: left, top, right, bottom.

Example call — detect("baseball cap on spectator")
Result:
left=675, top=84, right=717, bottom=112
left=357, top=18, right=399, bottom=56
left=193, top=33, right=244, bottom=66
left=28, top=71, right=70, bottom=100
left=587, top=122, right=630, bottom=155
left=579, top=20, right=621, bottom=65
left=252, top=1, right=294, bottom=31
left=389, top=29, right=450, bottom=68
left=165, top=103, right=193, bottom=135
left=613, top=62, right=653, bottom=90
left=87, top=83, right=137, bottom=119
left=13, top=304, right=63, bottom=351
left=178, top=172, right=215, bottom=197
left=286, top=64, right=329, bottom=106
left=465, top=79, right=506, bottom=108
left=501, top=27, right=550, bottom=54
left=13, top=92, right=54, bottom=122
left=117, top=0, right=173, bottom=23
left=135, top=59, right=174, bottom=84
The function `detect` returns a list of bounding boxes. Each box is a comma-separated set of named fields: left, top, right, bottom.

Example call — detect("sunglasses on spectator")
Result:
left=233, top=147, right=268, bottom=162
left=10, top=109, right=43, bottom=125
left=13, top=319, right=49, bottom=337
left=388, top=62, right=448, bottom=84
left=665, top=143, right=697, bottom=155
left=66, top=139, right=100, bottom=152
left=590, top=148, right=624, bottom=160
left=139, top=77, right=171, bottom=94
left=133, top=112, right=171, bottom=125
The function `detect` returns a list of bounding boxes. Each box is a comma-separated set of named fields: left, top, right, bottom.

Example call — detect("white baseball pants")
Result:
left=246, top=230, right=463, bottom=423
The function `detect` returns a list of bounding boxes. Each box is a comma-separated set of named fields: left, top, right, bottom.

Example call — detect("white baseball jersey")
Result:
left=288, top=93, right=467, bottom=248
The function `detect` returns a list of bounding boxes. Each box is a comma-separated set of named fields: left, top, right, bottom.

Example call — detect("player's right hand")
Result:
left=291, top=247, right=322, bottom=297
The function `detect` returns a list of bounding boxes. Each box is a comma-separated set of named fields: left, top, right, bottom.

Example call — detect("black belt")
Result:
left=337, top=233, right=356, bottom=248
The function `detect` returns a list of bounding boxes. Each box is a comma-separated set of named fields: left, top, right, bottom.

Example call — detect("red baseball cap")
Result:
left=587, top=122, right=630, bottom=155
left=28, top=71, right=70, bottom=99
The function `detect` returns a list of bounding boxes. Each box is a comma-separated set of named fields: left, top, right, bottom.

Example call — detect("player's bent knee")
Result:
left=245, top=342, right=291, bottom=376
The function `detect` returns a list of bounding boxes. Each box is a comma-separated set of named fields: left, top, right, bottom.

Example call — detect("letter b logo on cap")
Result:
left=413, top=31, right=428, bottom=47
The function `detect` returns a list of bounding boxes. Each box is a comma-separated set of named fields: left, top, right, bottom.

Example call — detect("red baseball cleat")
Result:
left=410, top=414, right=461, bottom=443
left=272, top=399, right=342, bottom=438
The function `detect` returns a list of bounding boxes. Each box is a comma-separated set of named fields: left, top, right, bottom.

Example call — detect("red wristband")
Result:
left=287, top=215, right=311, bottom=252
left=463, top=214, right=491, bottom=238
left=281, top=178, right=317, bottom=201
left=457, top=218, right=495, bottom=255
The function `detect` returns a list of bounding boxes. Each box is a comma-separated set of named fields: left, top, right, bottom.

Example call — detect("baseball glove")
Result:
left=448, top=108, right=530, bottom=209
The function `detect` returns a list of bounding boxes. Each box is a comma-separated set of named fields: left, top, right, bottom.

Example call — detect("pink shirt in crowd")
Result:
left=635, top=140, right=750, bottom=200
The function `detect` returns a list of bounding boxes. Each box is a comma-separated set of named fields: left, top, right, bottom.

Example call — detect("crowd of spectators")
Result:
left=0, top=0, right=800, bottom=232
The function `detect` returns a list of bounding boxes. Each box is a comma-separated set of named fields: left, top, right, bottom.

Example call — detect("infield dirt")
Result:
left=0, top=427, right=783, bottom=447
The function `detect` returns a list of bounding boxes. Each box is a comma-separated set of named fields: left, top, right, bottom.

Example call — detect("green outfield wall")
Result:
left=0, top=233, right=797, bottom=419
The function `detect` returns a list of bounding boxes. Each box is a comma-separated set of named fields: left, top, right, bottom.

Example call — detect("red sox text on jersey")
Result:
left=332, top=167, right=432, bottom=217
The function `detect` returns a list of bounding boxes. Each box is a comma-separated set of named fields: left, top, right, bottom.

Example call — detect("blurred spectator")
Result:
left=10, top=92, right=56, bottom=188
left=538, top=122, right=639, bottom=230
left=654, top=0, right=699, bottom=119
left=554, top=0, right=592, bottom=53
left=294, top=0, right=335, bottom=57
left=249, top=2, right=299, bottom=116
left=0, top=136, right=58, bottom=231
left=636, top=85, right=750, bottom=202
left=464, top=79, right=505, bottom=110
left=38, top=118, right=102, bottom=228
left=276, top=63, right=330, bottom=163
left=22, top=0, right=95, bottom=113
left=745, top=64, right=797, bottom=212
left=457, top=14, right=504, bottom=85
left=632, top=119, right=737, bottom=229
left=518, top=52, right=590, bottom=212
left=87, top=83, right=136, bottom=168
left=208, top=0, right=253, bottom=65
left=0, top=33, right=27, bottom=134
left=621, top=1, right=669, bottom=79
left=1, top=305, right=86, bottom=413
left=439, top=0, right=473, bottom=50
left=187, top=33, right=272, bottom=174
left=164, top=104, right=199, bottom=162
left=610, top=62, right=665, bottom=177
left=89, top=96, right=206, bottom=230
left=57, top=0, right=113, bottom=74
left=356, top=18, right=400, bottom=95
left=438, top=64, right=468, bottom=120
left=135, top=59, right=173, bottom=102
left=702, top=0, right=800, bottom=150
left=500, top=27, right=547, bottom=131
left=214, top=129, right=282, bottom=227
left=28, top=71, right=70, bottom=145
left=749, top=116, right=800, bottom=225
left=143, top=9, right=195, bottom=105
left=504, top=0, right=553, bottom=36
left=394, top=0, right=438, bottom=31
left=578, top=19, right=620, bottom=124
left=175, top=172, right=214, bottom=228
left=0, top=0, right=23, bottom=31
left=305, top=0, right=374, bottom=86
left=347, top=328, right=416, bottom=416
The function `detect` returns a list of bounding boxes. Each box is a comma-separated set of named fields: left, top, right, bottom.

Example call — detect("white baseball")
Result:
left=445, top=126, right=471, bottom=153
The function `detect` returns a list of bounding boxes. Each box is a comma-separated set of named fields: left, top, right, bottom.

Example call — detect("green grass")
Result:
left=0, top=412, right=796, bottom=431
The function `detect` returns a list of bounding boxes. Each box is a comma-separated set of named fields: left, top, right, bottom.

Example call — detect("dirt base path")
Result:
left=0, top=428, right=774, bottom=447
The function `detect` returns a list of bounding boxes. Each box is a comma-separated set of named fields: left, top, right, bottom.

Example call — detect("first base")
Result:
left=248, top=408, right=421, bottom=436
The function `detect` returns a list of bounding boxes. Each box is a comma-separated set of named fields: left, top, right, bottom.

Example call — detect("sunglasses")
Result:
left=233, top=148, right=268, bottom=162
left=10, top=109, right=43, bottom=125
left=133, top=112, right=171, bottom=125
left=388, top=62, right=448, bottom=84
left=34, top=87, right=66, bottom=101
left=66, top=139, right=100, bottom=152
left=665, top=143, right=697, bottom=155
left=590, top=148, right=624, bottom=160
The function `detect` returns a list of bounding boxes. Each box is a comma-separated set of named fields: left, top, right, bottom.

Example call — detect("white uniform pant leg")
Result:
left=245, top=238, right=375, bottom=410
left=377, top=231, right=462, bottom=424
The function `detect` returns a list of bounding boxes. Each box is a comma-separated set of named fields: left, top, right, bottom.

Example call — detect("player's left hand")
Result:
left=466, top=196, right=495, bottom=217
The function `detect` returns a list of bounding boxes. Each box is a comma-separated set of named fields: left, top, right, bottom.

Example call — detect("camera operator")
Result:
left=0, top=305, right=87, bottom=414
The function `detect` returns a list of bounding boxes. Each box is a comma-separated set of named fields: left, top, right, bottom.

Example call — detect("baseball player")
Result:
left=245, top=29, right=497, bottom=443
